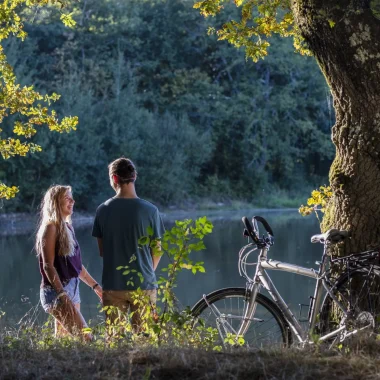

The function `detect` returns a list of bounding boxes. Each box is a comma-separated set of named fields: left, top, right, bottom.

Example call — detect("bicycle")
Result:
left=191, top=215, right=380, bottom=348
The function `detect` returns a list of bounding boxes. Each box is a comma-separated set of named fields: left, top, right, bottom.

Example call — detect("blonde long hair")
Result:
left=35, top=185, right=75, bottom=257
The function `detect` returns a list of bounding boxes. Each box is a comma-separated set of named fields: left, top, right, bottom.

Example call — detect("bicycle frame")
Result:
left=240, top=244, right=351, bottom=344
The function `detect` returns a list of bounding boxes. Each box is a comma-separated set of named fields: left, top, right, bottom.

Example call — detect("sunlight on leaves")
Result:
left=299, top=186, right=332, bottom=222
left=0, top=0, right=78, bottom=200
left=194, top=0, right=312, bottom=61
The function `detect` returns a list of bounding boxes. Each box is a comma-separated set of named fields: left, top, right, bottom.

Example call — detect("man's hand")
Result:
left=151, top=240, right=162, bottom=271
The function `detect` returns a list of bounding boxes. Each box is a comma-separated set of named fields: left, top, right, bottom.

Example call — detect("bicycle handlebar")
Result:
left=242, top=216, right=260, bottom=244
left=253, top=216, right=274, bottom=237
left=242, top=215, right=274, bottom=247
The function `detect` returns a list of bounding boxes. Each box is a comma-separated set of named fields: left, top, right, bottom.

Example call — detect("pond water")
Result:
left=0, top=209, right=322, bottom=327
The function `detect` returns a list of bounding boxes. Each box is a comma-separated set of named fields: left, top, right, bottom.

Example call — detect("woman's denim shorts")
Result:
left=40, top=277, right=81, bottom=312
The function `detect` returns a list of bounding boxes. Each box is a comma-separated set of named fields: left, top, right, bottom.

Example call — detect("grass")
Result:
left=2, top=326, right=380, bottom=379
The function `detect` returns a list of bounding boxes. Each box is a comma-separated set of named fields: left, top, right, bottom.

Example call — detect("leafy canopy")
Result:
left=1, top=0, right=333, bottom=209
left=194, top=0, right=311, bottom=62
left=0, top=0, right=78, bottom=199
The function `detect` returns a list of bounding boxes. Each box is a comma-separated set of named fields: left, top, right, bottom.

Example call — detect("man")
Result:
left=92, top=157, right=164, bottom=331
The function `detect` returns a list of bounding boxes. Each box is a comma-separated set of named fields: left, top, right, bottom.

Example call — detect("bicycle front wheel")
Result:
left=320, top=266, right=380, bottom=337
left=191, top=287, right=292, bottom=349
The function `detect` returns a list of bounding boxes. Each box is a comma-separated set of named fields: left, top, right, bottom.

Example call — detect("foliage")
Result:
left=371, top=0, right=380, bottom=19
left=299, top=185, right=332, bottom=223
left=1, top=0, right=333, bottom=211
left=194, top=0, right=311, bottom=61
left=0, top=182, right=18, bottom=199
left=224, top=332, right=245, bottom=347
left=134, top=216, right=216, bottom=347
left=0, top=0, right=78, bottom=199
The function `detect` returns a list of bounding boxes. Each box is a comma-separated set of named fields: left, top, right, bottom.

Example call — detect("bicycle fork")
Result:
left=236, top=282, right=260, bottom=337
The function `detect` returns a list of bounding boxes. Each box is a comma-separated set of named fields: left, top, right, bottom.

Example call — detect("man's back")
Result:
left=92, top=198, right=164, bottom=291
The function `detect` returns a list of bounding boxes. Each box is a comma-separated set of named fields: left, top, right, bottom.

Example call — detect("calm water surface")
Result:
left=0, top=210, right=321, bottom=326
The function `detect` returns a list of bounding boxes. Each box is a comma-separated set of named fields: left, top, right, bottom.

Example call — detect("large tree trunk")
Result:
left=291, top=0, right=380, bottom=255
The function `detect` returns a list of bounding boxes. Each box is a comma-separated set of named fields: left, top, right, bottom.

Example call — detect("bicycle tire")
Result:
left=191, top=287, right=292, bottom=348
left=320, top=266, right=380, bottom=337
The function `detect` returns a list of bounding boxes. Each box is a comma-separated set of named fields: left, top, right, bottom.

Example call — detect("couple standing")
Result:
left=36, top=157, right=164, bottom=340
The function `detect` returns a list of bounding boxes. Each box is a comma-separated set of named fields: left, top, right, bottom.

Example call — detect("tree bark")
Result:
left=291, top=0, right=380, bottom=255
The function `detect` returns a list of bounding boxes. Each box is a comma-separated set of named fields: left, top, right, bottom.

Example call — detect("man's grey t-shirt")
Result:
left=92, top=198, right=165, bottom=291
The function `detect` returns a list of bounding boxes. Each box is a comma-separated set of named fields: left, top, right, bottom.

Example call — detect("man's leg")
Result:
left=102, top=290, right=129, bottom=338
left=128, top=290, right=157, bottom=333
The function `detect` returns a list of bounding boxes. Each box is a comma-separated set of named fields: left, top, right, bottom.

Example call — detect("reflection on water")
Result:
left=0, top=210, right=321, bottom=326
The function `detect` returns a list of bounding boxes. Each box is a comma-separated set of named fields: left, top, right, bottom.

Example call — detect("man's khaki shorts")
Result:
left=102, top=289, right=157, bottom=330
left=102, top=289, right=157, bottom=312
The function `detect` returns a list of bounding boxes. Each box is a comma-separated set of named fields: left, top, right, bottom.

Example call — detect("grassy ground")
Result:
left=2, top=335, right=380, bottom=379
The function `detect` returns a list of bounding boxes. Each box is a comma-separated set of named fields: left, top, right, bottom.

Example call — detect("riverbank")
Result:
left=1, top=338, right=380, bottom=379
left=0, top=205, right=301, bottom=236
left=0, top=212, right=95, bottom=236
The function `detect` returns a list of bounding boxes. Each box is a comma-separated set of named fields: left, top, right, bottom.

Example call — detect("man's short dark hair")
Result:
left=108, top=157, right=137, bottom=185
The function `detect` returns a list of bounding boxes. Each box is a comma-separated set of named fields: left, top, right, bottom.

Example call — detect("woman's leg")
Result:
left=49, top=299, right=92, bottom=341
left=53, top=303, right=86, bottom=338
left=55, top=319, right=69, bottom=337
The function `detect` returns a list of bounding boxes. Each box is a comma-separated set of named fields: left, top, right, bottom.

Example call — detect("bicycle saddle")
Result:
left=311, top=229, right=350, bottom=244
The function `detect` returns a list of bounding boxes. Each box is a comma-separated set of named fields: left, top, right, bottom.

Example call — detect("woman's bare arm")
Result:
left=79, top=265, right=102, bottom=300
left=41, top=223, right=65, bottom=293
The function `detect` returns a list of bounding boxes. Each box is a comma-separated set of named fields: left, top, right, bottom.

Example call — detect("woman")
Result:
left=36, top=185, right=102, bottom=340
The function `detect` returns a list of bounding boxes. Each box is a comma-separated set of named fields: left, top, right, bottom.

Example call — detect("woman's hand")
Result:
left=94, top=285, right=103, bottom=301
left=79, top=265, right=102, bottom=302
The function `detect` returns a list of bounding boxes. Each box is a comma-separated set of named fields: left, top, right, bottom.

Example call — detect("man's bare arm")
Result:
left=97, top=238, right=103, bottom=257
left=151, top=240, right=162, bottom=271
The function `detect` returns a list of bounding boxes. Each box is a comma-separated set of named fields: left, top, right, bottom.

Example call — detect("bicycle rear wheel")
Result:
left=320, top=266, right=380, bottom=337
left=191, top=287, right=292, bottom=349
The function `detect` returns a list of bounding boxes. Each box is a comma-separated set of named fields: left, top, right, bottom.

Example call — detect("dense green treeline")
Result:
left=0, top=0, right=334, bottom=212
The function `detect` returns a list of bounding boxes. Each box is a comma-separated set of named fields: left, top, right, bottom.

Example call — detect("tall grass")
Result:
left=2, top=325, right=380, bottom=379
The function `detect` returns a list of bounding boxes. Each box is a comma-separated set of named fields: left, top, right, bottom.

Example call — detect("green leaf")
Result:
left=328, top=19, right=335, bottom=28
left=60, top=13, right=76, bottom=28
left=139, top=236, right=150, bottom=245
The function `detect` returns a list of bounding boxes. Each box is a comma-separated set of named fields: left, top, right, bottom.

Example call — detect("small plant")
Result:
left=116, top=261, right=144, bottom=287
left=108, top=216, right=218, bottom=349
left=299, top=186, right=332, bottom=224
left=224, top=333, right=245, bottom=348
